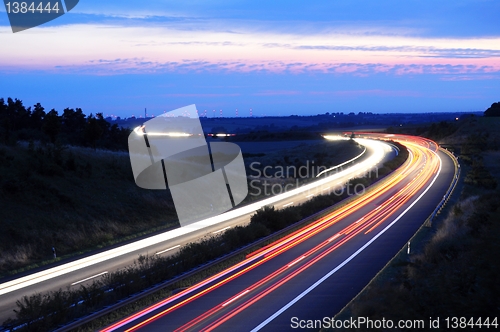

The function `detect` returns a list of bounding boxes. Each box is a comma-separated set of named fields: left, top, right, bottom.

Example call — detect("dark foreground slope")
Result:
left=0, top=143, right=178, bottom=276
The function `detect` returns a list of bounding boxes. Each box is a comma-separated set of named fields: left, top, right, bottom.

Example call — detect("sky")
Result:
left=1, top=0, right=499, bottom=117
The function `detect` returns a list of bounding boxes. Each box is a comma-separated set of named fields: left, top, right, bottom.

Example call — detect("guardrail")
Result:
left=334, top=144, right=462, bottom=324
left=424, top=147, right=460, bottom=227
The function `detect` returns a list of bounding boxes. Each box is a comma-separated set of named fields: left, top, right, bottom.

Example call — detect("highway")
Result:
left=0, top=137, right=393, bottom=324
left=102, top=134, right=457, bottom=332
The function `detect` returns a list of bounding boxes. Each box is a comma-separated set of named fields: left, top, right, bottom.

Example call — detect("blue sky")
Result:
left=1, top=1, right=499, bottom=117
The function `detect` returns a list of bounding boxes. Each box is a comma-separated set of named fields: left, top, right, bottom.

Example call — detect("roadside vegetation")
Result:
left=330, top=105, right=500, bottom=331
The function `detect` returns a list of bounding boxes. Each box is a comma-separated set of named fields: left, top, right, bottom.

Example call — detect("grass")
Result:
left=330, top=193, right=500, bottom=332
left=441, top=116, right=500, bottom=148
left=0, top=143, right=179, bottom=276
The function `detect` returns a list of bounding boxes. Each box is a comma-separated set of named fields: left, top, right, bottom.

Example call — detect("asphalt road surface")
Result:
left=0, top=137, right=394, bottom=324
left=103, top=134, right=456, bottom=332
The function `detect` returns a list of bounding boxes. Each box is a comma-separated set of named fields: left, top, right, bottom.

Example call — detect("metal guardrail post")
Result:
left=425, top=148, right=460, bottom=227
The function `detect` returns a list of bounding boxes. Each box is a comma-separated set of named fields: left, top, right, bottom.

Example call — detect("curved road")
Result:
left=0, top=137, right=393, bottom=324
left=103, top=134, right=457, bottom=332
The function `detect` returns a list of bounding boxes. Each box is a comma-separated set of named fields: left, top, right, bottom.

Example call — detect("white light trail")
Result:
left=0, top=138, right=389, bottom=296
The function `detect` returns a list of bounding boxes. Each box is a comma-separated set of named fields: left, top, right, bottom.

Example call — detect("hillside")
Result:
left=440, top=116, right=500, bottom=149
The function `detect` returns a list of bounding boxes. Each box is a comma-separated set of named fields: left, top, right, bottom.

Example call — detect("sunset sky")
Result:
left=1, top=0, right=499, bottom=117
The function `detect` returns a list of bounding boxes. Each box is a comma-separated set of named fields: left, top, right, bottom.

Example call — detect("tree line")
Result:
left=0, top=97, right=130, bottom=150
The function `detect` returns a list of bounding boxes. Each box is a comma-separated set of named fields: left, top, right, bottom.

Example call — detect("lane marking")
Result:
left=282, top=202, right=294, bottom=207
left=155, top=245, right=180, bottom=255
left=71, top=271, right=108, bottom=286
left=316, top=147, right=367, bottom=178
left=251, top=149, right=442, bottom=331
left=287, top=256, right=306, bottom=268
left=222, top=289, right=250, bottom=307
left=213, top=226, right=231, bottom=234
left=327, top=234, right=341, bottom=242
left=306, top=194, right=315, bottom=198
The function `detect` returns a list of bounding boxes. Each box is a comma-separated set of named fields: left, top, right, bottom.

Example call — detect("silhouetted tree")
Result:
left=0, top=98, right=10, bottom=142
left=7, top=98, right=30, bottom=131
left=31, top=103, right=46, bottom=129
left=42, top=109, right=61, bottom=143
left=84, top=114, right=103, bottom=150
left=61, top=107, right=86, bottom=144
left=0, top=96, right=135, bottom=150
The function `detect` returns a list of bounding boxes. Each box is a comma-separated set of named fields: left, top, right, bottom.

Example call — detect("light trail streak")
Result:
left=191, top=140, right=441, bottom=332
left=249, top=148, right=442, bottom=332
left=0, top=138, right=388, bottom=297
left=108, top=135, right=442, bottom=332
left=102, top=140, right=407, bottom=331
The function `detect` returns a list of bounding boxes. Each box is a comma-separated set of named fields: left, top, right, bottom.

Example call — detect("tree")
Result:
left=0, top=98, right=10, bottom=142
left=42, top=109, right=61, bottom=143
left=62, top=107, right=86, bottom=131
left=84, top=114, right=103, bottom=150
left=31, top=103, right=46, bottom=129
left=484, top=102, right=500, bottom=117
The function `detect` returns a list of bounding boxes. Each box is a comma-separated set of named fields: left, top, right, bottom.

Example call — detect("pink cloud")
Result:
left=4, top=57, right=500, bottom=78
left=309, top=89, right=422, bottom=98
left=163, top=93, right=241, bottom=97
left=439, top=74, right=500, bottom=81
left=252, top=90, right=302, bottom=96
